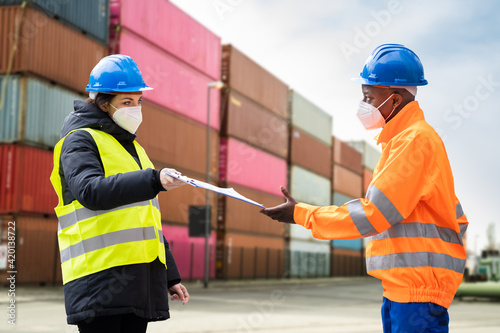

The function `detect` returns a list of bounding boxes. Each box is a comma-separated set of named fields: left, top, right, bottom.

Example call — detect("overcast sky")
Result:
left=170, top=0, right=500, bottom=255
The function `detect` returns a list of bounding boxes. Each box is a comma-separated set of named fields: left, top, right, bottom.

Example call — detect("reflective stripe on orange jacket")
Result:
left=294, top=101, right=468, bottom=308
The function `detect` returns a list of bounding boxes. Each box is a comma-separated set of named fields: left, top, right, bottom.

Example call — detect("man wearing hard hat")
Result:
left=261, top=44, right=468, bottom=332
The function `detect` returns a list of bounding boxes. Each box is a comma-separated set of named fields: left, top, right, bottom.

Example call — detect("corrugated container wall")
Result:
left=0, top=145, right=57, bottom=215
left=223, top=232, right=285, bottom=279
left=0, top=0, right=110, bottom=44
left=347, top=140, right=381, bottom=171
left=111, top=0, right=220, bottom=80
left=162, top=224, right=216, bottom=280
left=333, top=165, right=362, bottom=199
left=333, top=136, right=362, bottom=174
left=0, top=215, right=61, bottom=284
left=289, top=239, right=330, bottom=278
left=137, top=102, right=219, bottom=180
left=0, top=75, right=81, bottom=147
left=331, top=248, right=365, bottom=277
left=117, top=29, right=220, bottom=129
left=290, top=165, right=331, bottom=206
left=289, top=90, right=332, bottom=146
left=219, top=138, right=287, bottom=197
left=363, top=167, right=374, bottom=197
left=222, top=90, right=288, bottom=159
left=0, top=6, right=108, bottom=93
left=290, top=127, right=331, bottom=178
left=221, top=45, right=288, bottom=118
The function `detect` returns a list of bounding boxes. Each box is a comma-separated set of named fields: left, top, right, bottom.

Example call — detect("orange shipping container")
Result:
left=291, top=127, right=332, bottom=179
left=333, top=136, right=363, bottom=175
left=221, top=45, right=289, bottom=118
left=223, top=184, right=285, bottom=236
left=0, top=6, right=108, bottom=93
left=222, top=232, right=285, bottom=279
left=137, top=102, right=219, bottom=180
left=0, top=215, right=62, bottom=285
left=333, top=164, right=362, bottom=198
left=222, top=90, right=288, bottom=159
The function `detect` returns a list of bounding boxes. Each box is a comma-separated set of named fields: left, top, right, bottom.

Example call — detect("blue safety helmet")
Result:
left=86, top=54, right=153, bottom=93
left=352, top=44, right=427, bottom=87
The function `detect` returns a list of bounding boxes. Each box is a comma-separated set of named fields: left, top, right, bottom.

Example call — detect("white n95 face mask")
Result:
left=356, top=94, right=395, bottom=130
left=109, top=103, right=143, bottom=134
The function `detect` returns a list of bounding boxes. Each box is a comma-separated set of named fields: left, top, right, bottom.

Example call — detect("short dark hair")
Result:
left=85, top=93, right=114, bottom=110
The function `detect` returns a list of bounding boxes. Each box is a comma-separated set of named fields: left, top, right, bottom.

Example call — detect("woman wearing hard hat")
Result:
left=51, top=54, right=189, bottom=333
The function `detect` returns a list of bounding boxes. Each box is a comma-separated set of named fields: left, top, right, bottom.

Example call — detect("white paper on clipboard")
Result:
left=164, top=171, right=266, bottom=208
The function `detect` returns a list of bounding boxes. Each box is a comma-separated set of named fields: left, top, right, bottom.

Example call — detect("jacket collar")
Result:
left=375, top=101, right=425, bottom=145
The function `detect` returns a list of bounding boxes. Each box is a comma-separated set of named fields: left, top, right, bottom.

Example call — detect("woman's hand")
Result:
left=168, top=283, right=190, bottom=305
left=160, top=168, right=186, bottom=191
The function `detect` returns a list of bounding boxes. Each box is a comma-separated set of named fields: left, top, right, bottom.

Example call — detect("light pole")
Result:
left=205, top=81, right=224, bottom=288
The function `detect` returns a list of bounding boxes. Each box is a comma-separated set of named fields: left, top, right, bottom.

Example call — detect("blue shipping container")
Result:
left=0, top=74, right=82, bottom=148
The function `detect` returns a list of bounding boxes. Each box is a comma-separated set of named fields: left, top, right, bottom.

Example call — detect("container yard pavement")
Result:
left=1, top=277, right=500, bottom=333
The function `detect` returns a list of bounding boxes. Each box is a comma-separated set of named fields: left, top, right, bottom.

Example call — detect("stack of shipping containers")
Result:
left=110, top=0, right=221, bottom=280
left=288, top=91, right=332, bottom=278
left=217, top=45, right=288, bottom=279
left=0, top=0, right=109, bottom=284
left=331, top=137, right=365, bottom=276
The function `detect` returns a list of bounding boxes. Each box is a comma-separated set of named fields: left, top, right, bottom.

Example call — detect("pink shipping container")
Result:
left=219, top=138, right=287, bottom=197
left=110, top=0, right=221, bottom=80
left=117, top=29, right=220, bottom=130
left=162, top=224, right=216, bottom=280
left=0, top=145, right=57, bottom=215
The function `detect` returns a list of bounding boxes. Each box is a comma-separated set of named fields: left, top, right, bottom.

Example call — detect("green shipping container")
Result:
left=290, top=165, right=331, bottom=206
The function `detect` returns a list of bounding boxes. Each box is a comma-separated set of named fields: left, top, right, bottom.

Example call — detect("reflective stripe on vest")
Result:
left=50, top=128, right=165, bottom=284
left=367, top=252, right=466, bottom=274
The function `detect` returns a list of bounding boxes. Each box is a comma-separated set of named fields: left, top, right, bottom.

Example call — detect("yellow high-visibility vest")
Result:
left=50, top=128, right=166, bottom=284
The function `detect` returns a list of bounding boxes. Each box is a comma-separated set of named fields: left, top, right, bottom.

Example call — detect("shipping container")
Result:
left=110, top=0, right=220, bottom=80
left=0, top=0, right=110, bottom=44
left=222, top=232, right=285, bottom=279
left=332, top=192, right=354, bottom=206
left=290, top=127, right=331, bottom=179
left=363, top=167, right=374, bottom=197
left=221, top=45, right=288, bottom=118
left=289, top=90, right=332, bottom=146
left=162, top=224, right=216, bottom=280
left=117, top=29, right=220, bottom=130
left=0, top=6, right=108, bottom=93
left=333, top=136, right=362, bottom=175
left=154, top=167, right=218, bottom=227
left=0, top=215, right=61, bottom=285
left=333, top=164, right=362, bottom=199
left=219, top=138, right=287, bottom=197
left=288, top=239, right=330, bottom=278
left=332, top=239, right=363, bottom=251
left=331, top=248, right=365, bottom=277
left=289, top=222, right=319, bottom=241
left=0, top=145, right=57, bottom=215
left=223, top=184, right=285, bottom=236
left=347, top=140, right=381, bottom=171
left=290, top=165, right=331, bottom=206
left=0, top=74, right=81, bottom=147
left=222, top=89, right=288, bottom=159
left=137, top=102, right=219, bottom=179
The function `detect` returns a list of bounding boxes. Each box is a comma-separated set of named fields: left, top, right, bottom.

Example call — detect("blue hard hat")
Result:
left=352, top=44, right=427, bottom=86
left=86, top=54, right=153, bottom=92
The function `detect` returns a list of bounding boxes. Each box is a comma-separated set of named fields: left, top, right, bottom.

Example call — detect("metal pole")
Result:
left=204, top=85, right=211, bottom=288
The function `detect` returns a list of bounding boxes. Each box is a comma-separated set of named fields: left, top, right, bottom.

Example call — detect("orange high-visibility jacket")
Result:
left=294, top=101, right=468, bottom=308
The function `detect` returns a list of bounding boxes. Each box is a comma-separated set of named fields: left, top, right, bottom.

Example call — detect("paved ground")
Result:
left=1, top=277, right=499, bottom=332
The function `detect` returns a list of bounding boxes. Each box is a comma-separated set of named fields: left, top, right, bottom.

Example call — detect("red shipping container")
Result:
left=0, top=145, right=57, bottom=215
left=362, top=167, right=374, bottom=197
left=162, top=224, right=216, bottom=280
left=116, top=29, right=220, bottom=130
left=219, top=138, right=287, bottom=197
left=333, top=164, right=363, bottom=199
left=110, top=0, right=221, bottom=80
left=333, top=136, right=363, bottom=175
left=290, top=127, right=332, bottom=179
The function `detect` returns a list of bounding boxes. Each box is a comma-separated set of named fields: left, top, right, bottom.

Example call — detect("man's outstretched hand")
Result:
left=260, top=186, right=298, bottom=223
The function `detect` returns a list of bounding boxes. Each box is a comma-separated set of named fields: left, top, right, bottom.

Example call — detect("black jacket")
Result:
left=58, top=100, right=181, bottom=324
